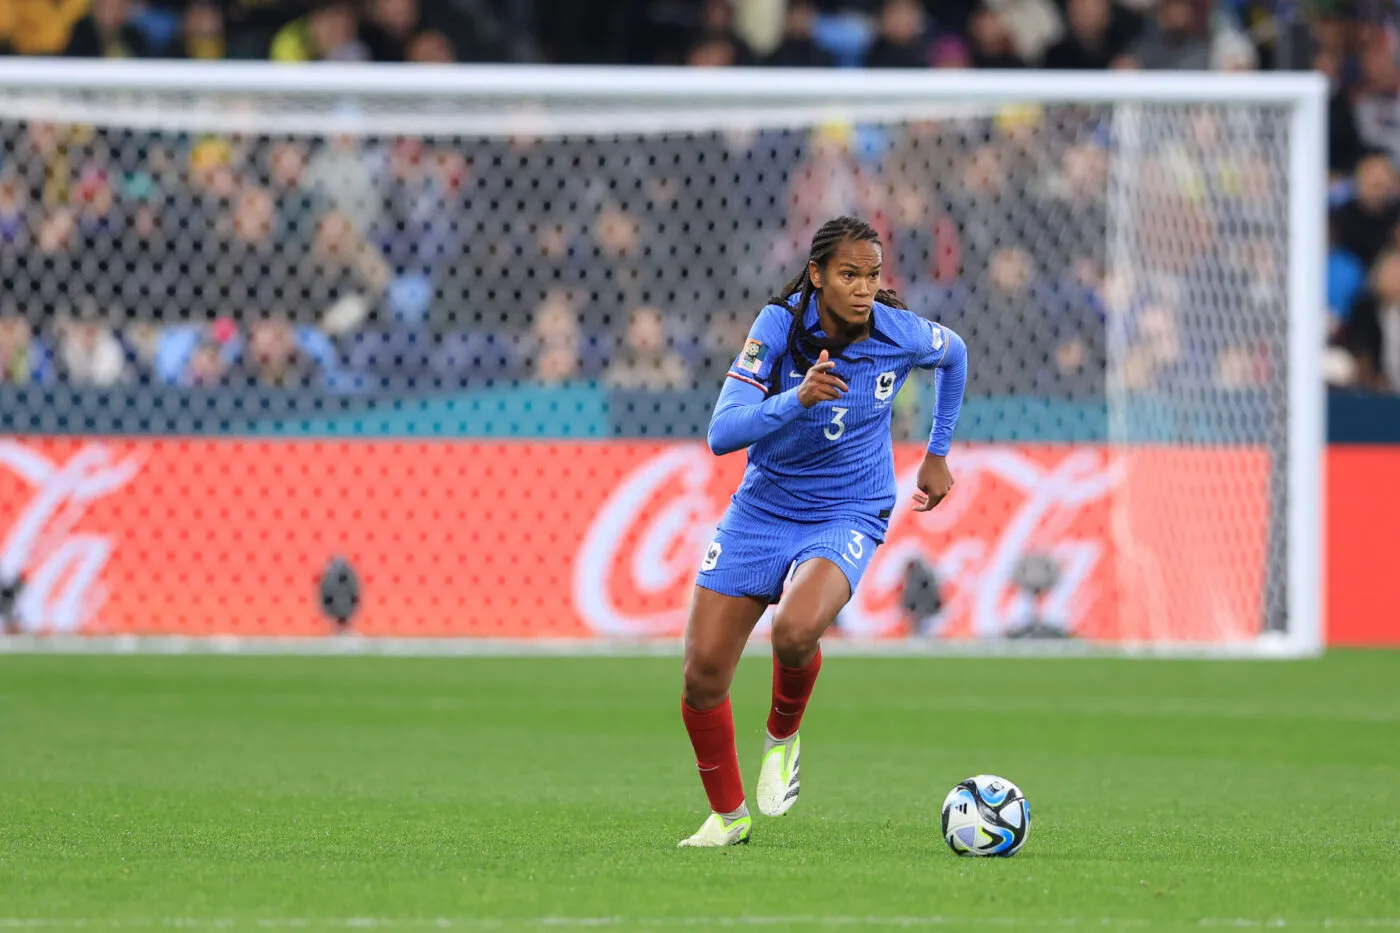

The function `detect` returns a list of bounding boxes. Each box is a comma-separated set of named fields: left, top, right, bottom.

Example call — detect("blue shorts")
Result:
left=696, top=499, right=885, bottom=605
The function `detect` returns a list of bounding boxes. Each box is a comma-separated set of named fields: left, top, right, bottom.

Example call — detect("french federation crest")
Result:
left=875, top=370, right=897, bottom=401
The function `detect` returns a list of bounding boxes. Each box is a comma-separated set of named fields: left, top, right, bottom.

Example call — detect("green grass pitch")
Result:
left=2, top=651, right=1399, bottom=931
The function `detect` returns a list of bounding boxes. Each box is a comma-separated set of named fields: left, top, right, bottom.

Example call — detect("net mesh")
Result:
left=0, top=80, right=1294, bottom=645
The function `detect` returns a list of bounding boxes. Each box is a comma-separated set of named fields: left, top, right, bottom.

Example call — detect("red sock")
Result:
left=767, top=648, right=823, bottom=740
left=680, top=696, right=745, bottom=814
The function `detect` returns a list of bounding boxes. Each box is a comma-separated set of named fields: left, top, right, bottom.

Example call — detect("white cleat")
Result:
left=757, top=732, right=801, bottom=817
left=677, top=811, right=752, bottom=847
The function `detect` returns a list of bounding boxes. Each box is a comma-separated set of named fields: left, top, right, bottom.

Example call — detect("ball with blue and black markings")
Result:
left=940, top=774, right=1030, bottom=857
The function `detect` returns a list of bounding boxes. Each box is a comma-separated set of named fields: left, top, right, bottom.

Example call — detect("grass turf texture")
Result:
left=1, top=653, right=1398, bottom=931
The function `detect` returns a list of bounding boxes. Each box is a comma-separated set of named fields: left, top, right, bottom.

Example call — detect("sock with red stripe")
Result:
left=681, top=696, right=746, bottom=815
left=767, top=647, right=822, bottom=740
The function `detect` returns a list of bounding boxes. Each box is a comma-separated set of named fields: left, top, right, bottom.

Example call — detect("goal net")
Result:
left=0, top=62, right=1324, bottom=655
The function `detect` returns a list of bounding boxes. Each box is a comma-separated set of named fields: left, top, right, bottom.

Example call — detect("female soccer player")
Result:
left=678, top=215, right=968, bottom=847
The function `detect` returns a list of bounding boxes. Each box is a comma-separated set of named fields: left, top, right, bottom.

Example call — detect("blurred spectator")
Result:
left=604, top=306, right=692, bottom=391
left=181, top=333, right=235, bottom=388
left=64, top=0, right=149, bottom=58
left=764, top=0, right=835, bottom=68
left=174, top=1, right=226, bottom=61
left=530, top=290, right=584, bottom=384
left=1329, top=218, right=1368, bottom=335
left=1212, top=20, right=1258, bottom=72
left=238, top=312, right=326, bottom=389
left=1117, top=0, right=1209, bottom=70
left=1351, top=34, right=1400, bottom=166
left=0, top=0, right=89, bottom=55
left=117, top=199, right=174, bottom=322
left=31, top=207, right=79, bottom=317
left=407, top=30, right=456, bottom=63
left=699, top=0, right=756, bottom=63
left=222, top=0, right=296, bottom=59
left=865, top=0, right=928, bottom=69
left=1316, top=45, right=1366, bottom=176
left=55, top=302, right=130, bottom=388
left=588, top=205, right=667, bottom=316
left=360, top=0, right=422, bottom=62
left=1042, top=0, right=1120, bottom=69
left=266, top=141, right=319, bottom=255
left=783, top=125, right=869, bottom=268
left=122, top=321, right=161, bottom=384
left=946, top=144, right=1011, bottom=282
left=0, top=173, right=29, bottom=251
left=1332, top=152, right=1400, bottom=268
left=0, top=310, right=50, bottom=386
left=686, top=33, right=744, bottom=67
left=967, top=5, right=1026, bottom=69
left=305, top=210, right=392, bottom=324
left=1120, top=301, right=1182, bottom=392
left=930, top=35, right=972, bottom=68
left=270, top=0, right=369, bottom=63
left=73, top=167, right=122, bottom=247
left=525, top=288, right=613, bottom=383
left=956, top=245, right=1069, bottom=395
left=306, top=135, right=379, bottom=235
left=345, top=274, right=435, bottom=389
left=164, top=319, right=239, bottom=387
left=188, top=137, right=240, bottom=206
left=372, top=138, right=457, bottom=279
left=221, top=186, right=280, bottom=304
left=1335, top=249, right=1400, bottom=391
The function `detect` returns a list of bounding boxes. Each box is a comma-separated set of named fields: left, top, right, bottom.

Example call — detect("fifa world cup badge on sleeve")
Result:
left=738, top=339, right=768, bottom=374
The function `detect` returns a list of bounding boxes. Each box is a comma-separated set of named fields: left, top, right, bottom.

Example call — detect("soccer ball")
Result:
left=940, top=774, right=1030, bottom=857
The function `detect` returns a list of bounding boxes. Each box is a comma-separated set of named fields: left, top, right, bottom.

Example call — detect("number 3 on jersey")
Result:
left=824, top=406, right=849, bottom=441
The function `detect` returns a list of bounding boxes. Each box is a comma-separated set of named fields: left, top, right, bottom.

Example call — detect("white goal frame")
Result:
left=0, top=61, right=1327, bottom=657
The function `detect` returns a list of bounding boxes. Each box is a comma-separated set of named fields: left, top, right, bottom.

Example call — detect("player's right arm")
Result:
left=706, top=308, right=847, bottom=456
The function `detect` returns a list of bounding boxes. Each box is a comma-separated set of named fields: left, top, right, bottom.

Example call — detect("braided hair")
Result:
left=768, top=216, right=907, bottom=374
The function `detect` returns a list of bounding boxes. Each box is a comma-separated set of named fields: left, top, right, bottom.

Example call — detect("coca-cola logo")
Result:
left=0, top=441, right=144, bottom=634
left=847, top=447, right=1119, bottom=638
left=573, top=447, right=724, bottom=637
left=573, top=445, right=1119, bottom=639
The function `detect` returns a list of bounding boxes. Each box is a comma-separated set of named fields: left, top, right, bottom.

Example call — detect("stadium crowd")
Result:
left=0, top=0, right=1395, bottom=401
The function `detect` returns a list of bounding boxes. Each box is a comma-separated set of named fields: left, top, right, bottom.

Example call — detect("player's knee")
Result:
left=682, top=652, right=731, bottom=710
left=770, top=610, right=824, bottom=667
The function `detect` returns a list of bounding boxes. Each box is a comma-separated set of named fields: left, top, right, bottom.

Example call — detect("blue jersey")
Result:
left=709, top=297, right=967, bottom=531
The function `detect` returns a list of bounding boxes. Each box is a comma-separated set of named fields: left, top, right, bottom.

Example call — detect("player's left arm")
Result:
left=912, top=321, right=967, bottom=512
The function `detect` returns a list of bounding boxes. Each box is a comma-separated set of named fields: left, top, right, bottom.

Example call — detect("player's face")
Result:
left=810, top=239, right=882, bottom=332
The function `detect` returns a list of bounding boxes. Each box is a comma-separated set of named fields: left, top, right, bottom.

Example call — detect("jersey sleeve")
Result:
left=927, top=327, right=968, bottom=457
left=911, top=316, right=953, bottom=370
left=726, top=305, right=790, bottom=394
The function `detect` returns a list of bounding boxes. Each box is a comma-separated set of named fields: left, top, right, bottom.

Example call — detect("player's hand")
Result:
left=797, top=350, right=848, bottom=408
left=912, top=453, right=954, bottom=512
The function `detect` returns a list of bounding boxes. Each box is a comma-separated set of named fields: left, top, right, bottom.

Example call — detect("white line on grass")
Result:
left=0, top=635, right=1316, bottom=660
left=2, top=920, right=1400, bottom=930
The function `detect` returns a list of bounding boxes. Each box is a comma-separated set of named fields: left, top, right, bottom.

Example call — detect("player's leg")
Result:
left=758, top=521, right=879, bottom=818
left=677, top=585, right=769, bottom=847
left=756, top=558, right=848, bottom=817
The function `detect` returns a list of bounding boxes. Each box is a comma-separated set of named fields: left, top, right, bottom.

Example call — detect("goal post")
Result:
left=0, top=60, right=1326, bottom=656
